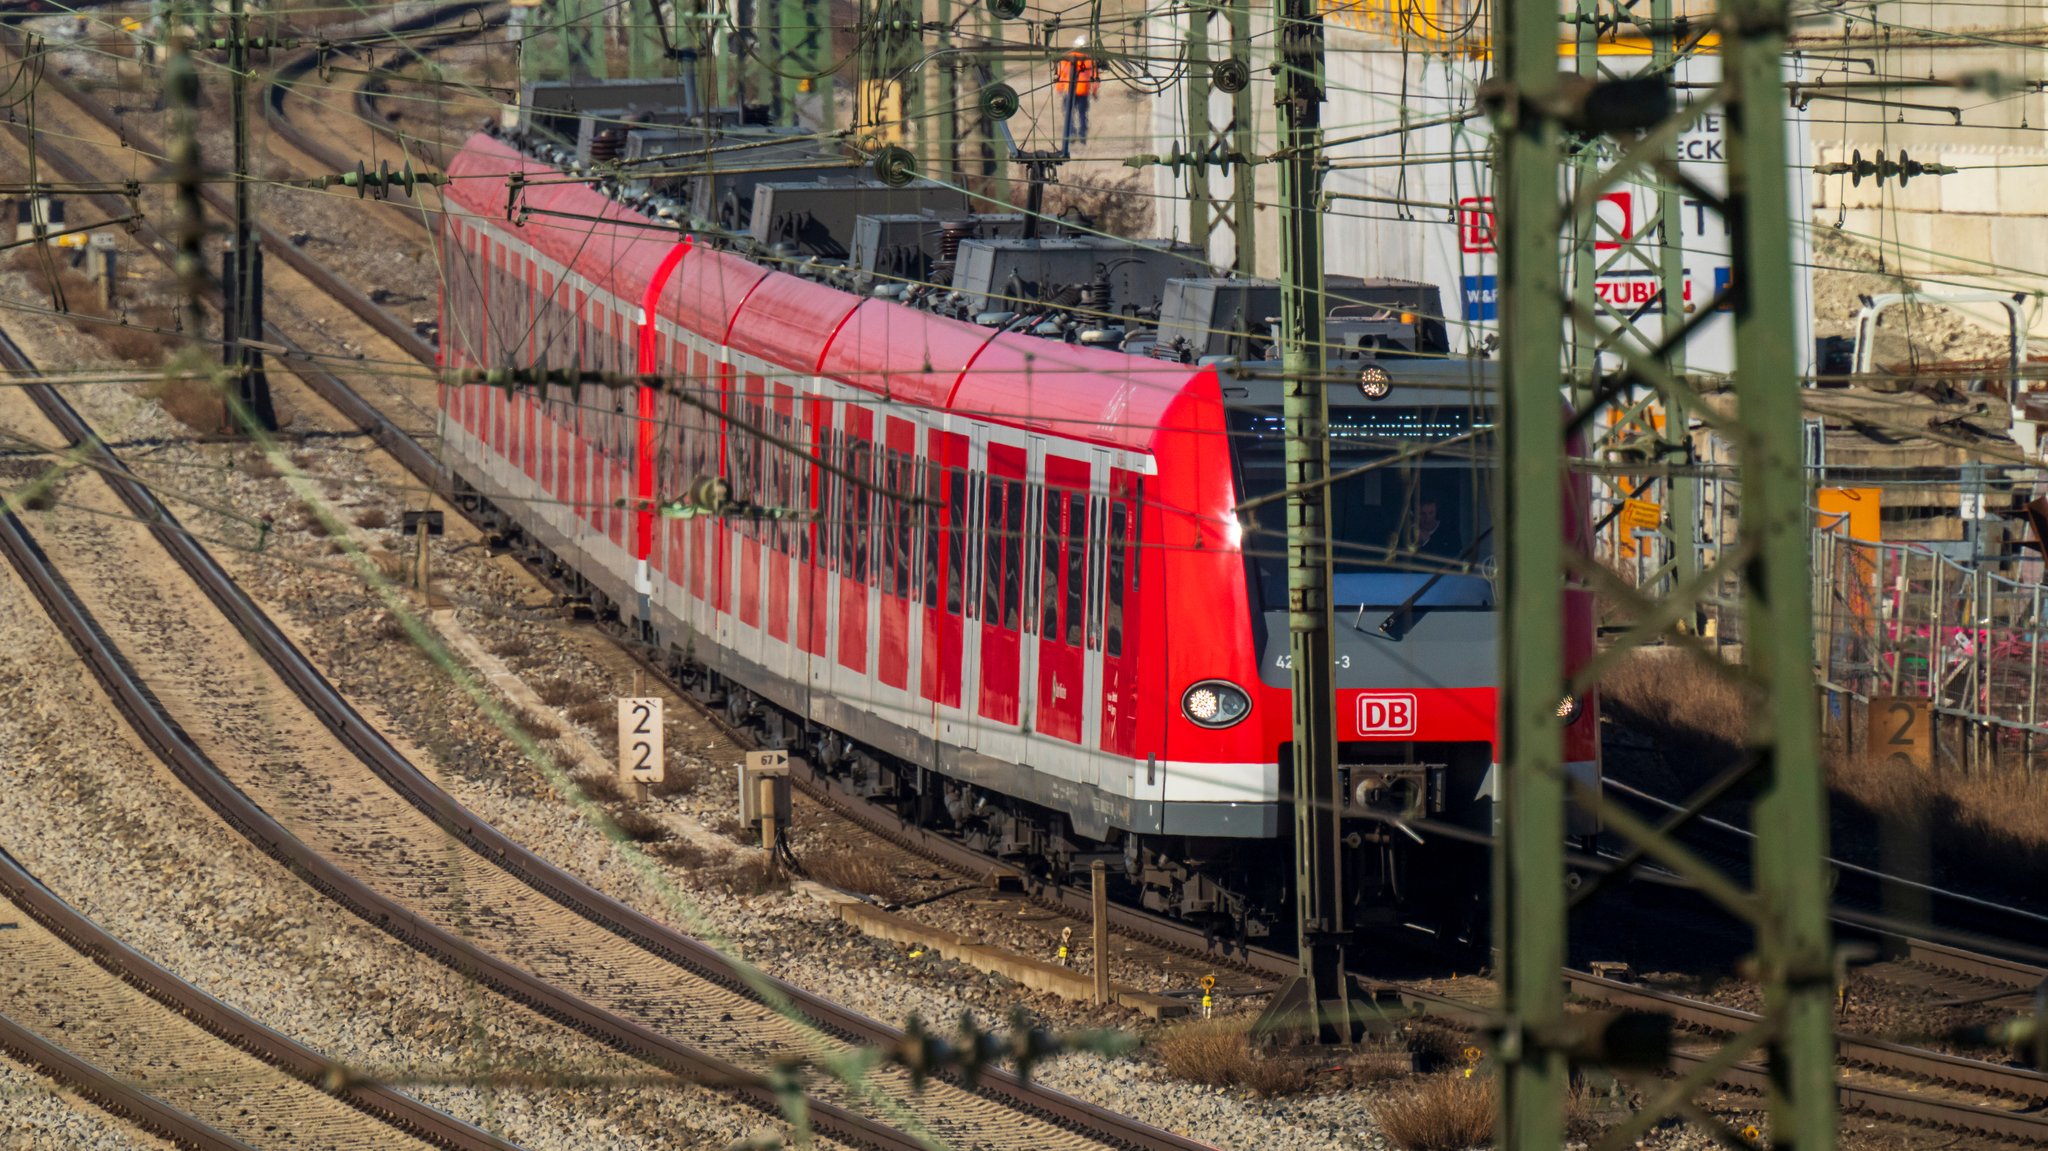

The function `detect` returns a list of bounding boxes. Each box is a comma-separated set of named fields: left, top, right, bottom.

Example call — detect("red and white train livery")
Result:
left=435, top=129, right=1600, bottom=935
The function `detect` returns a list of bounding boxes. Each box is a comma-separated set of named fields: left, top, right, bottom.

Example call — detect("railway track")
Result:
left=0, top=835, right=516, bottom=1151
left=11, top=17, right=2048, bottom=1144
left=0, top=308, right=1215, bottom=1151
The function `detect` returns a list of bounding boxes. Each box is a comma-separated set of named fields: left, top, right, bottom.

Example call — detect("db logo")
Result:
left=1357, top=693, right=1418, bottom=736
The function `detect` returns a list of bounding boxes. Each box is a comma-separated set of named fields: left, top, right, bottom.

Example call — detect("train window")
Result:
left=1106, top=501, right=1128, bottom=658
left=963, top=473, right=981, bottom=620
left=825, top=430, right=842, bottom=574
left=945, top=465, right=964, bottom=614
left=923, top=458, right=942, bottom=606
left=799, top=411, right=816, bottom=564
left=1002, top=478, right=1024, bottom=630
left=1039, top=488, right=1061, bottom=637
left=878, top=451, right=896, bottom=590
left=1073, top=491, right=1089, bottom=647
left=1086, top=494, right=1106, bottom=651
left=852, top=440, right=872, bottom=583
left=894, top=452, right=913, bottom=599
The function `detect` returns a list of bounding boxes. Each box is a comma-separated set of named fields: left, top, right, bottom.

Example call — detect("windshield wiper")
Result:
left=1364, top=526, right=1495, bottom=641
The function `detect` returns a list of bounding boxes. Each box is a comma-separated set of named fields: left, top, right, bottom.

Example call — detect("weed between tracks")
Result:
left=608, top=808, right=671, bottom=842
left=536, top=676, right=602, bottom=708
left=1368, top=1074, right=1495, bottom=1150
left=801, top=848, right=903, bottom=902
left=1152, top=1020, right=1312, bottom=1096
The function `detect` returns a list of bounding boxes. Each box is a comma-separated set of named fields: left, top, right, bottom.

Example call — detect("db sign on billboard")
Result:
left=1357, top=693, right=1418, bottom=737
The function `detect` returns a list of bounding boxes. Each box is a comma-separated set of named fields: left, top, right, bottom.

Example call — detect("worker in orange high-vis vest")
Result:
left=1056, top=37, right=1097, bottom=150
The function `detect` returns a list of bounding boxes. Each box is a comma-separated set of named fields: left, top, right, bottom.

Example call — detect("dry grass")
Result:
left=293, top=500, right=332, bottom=538
left=369, top=550, right=408, bottom=585
left=651, top=838, right=721, bottom=868
left=145, top=375, right=223, bottom=435
left=575, top=773, right=627, bottom=803
left=1599, top=649, right=1748, bottom=757
left=536, top=676, right=603, bottom=708
left=707, top=812, right=753, bottom=844
left=566, top=698, right=613, bottom=728
left=515, top=712, right=561, bottom=743
left=354, top=506, right=391, bottom=530
left=239, top=450, right=278, bottom=480
left=712, top=857, right=790, bottom=895
left=1603, top=647, right=2048, bottom=904
left=1152, top=1020, right=1310, bottom=1096
left=650, top=761, right=703, bottom=798
left=609, top=808, right=672, bottom=842
left=1042, top=171, right=1154, bottom=237
left=488, top=634, right=533, bottom=660
left=1369, top=1073, right=1495, bottom=1151
left=7, top=251, right=177, bottom=368
left=1828, top=756, right=2048, bottom=899
left=803, top=849, right=902, bottom=901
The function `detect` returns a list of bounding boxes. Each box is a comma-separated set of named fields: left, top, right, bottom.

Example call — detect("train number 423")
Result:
left=1274, top=653, right=1352, bottom=669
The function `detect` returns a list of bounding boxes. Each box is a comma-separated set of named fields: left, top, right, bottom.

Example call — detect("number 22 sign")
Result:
left=617, top=697, right=665, bottom=785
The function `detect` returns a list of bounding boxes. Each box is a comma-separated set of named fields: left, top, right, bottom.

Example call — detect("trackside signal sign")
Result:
left=1357, top=693, right=1418, bottom=736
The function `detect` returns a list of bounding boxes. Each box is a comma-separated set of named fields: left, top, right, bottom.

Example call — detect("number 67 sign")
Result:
left=617, top=697, right=665, bottom=786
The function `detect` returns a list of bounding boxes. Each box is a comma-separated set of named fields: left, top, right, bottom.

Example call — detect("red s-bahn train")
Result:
left=436, top=129, right=1600, bottom=942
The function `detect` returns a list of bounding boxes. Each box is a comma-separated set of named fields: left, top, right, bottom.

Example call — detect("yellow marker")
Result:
left=908, top=948, right=924, bottom=958
left=1463, top=1045, right=1483, bottom=1065
left=1199, top=974, right=1216, bottom=1019
left=1742, top=1125, right=1761, bottom=1143
left=1058, top=926, right=1074, bottom=967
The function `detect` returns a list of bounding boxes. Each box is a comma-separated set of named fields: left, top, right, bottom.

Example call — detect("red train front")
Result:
left=435, top=128, right=1600, bottom=948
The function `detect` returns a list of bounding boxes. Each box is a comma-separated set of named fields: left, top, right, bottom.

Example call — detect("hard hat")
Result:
left=1074, top=35, right=1086, bottom=47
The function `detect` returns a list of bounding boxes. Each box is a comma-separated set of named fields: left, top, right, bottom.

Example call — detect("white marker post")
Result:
left=617, top=697, right=664, bottom=802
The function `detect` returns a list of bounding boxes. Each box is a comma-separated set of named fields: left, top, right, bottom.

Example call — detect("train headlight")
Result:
left=1182, top=680, right=1252, bottom=729
left=1556, top=694, right=1584, bottom=724
left=1358, top=364, right=1393, bottom=399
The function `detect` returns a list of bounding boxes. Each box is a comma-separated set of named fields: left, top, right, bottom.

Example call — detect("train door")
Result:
left=1098, top=468, right=1141, bottom=761
left=835, top=402, right=873, bottom=678
left=1034, top=450, right=1088, bottom=750
left=921, top=429, right=967, bottom=712
left=768, top=385, right=795, bottom=650
left=712, top=350, right=732, bottom=625
left=977, top=439, right=1026, bottom=728
left=608, top=309, right=629, bottom=551
left=944, top=426, right=988, bottom=750
left=802, top=393, right=833, bottom=689
left=736, top=373, right=765, bottom=632
left=876, top=416, right=916, bottom=697
left=1080, top=451, right=1113, bottom=790
left=572, top=290, right=590, bottom=546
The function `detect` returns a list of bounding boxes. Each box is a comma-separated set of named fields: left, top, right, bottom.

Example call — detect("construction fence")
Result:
left=1814, top=528, right=2048, bottom=775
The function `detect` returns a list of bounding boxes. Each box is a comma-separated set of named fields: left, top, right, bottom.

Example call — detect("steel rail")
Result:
left=0, top=836, right=520, bottom=1150
left=0, top=335, right=957, bottom=1151
left=0, top=1009, right=256, bottom=1151
left=263, top=2, right=490, bottom=205
left=1905, top=938, right=2048, bottom=990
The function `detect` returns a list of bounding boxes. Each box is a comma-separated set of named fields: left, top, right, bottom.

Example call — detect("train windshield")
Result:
left=1230, top=408, right=1497, bottom=611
